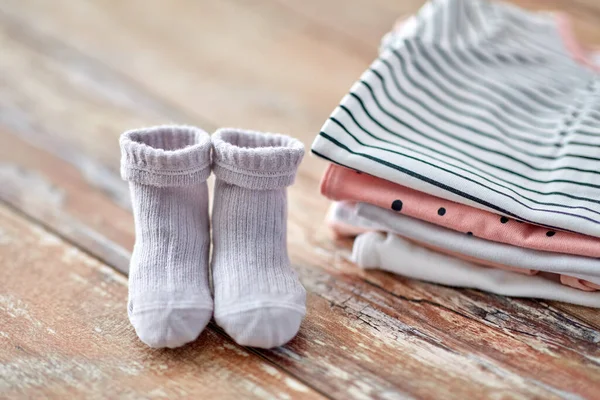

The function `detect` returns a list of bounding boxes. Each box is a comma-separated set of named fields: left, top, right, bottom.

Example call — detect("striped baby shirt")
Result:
left=311, top=0, right=600, bottom=237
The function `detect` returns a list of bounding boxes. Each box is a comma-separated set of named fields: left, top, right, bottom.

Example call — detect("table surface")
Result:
left=1, top=0, right=600, bottom=398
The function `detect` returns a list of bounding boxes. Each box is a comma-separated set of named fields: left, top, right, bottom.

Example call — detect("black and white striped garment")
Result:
left=311, top=0, right=600, bottom=238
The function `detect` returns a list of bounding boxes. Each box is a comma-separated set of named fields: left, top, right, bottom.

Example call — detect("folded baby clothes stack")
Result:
left=311, top=0, right=600, bottom=307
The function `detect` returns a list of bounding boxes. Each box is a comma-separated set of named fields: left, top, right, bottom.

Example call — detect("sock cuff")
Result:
left=212, top=128, right=305, bottom=190
left=120, top=125, right=211, bottom=187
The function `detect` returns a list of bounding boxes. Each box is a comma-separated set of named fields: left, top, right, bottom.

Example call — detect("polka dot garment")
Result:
left=320, top=164, right=600, bottom=258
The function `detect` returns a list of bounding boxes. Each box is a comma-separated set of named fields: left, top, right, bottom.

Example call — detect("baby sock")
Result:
left=211, top=128, right=306, bottom=348
left=120, top=125, right=213, bottom=348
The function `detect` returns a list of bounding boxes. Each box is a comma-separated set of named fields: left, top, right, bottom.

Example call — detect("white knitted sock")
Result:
left=120, top=126, right=213, bottom=348
left=211, top=128, right=306, bottom=348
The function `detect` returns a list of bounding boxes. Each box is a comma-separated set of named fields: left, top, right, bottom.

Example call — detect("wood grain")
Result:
left=1, top=0, right=600, bottom=398
left=272, top=0, right=425, bottom=54
left=0, top=0, right=363, bottom=151
left=0, top=204, right=320, bottom=399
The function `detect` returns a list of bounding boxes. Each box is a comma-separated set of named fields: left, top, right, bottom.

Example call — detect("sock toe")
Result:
left=216, top=305, right=305, bottom=349
left=130, top=307, right=212, bottom=348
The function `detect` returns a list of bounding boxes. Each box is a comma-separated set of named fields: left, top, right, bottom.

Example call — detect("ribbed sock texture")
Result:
left=211, top=128, right=306, bottom=348
left=120, top=125, right=213, bottom=348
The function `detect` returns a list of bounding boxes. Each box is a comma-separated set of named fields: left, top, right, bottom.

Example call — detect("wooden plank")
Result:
left=0, top=137, right=132, bottom=274
left=0, top=204, right=321, bottom=399
left=272, top=0, right=424, bottom=54
left=0, top=0, right=367, bottom=162
left=0, top=8, right=193, bottom=180
left=296, top=237, right=600, bottom=396
left=3, top=127, right=600, bottom=398
left=548, top=302, right=600, bottom=332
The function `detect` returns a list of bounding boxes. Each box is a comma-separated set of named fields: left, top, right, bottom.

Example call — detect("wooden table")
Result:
left=1, top=0, right=599, bottom=398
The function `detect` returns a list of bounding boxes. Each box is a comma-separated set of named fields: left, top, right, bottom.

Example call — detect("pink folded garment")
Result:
left=321, top=164, right=600, bottom=258
left=326, top=202, right=599, bottom=292
left=560, top=276, right=600, bottom=292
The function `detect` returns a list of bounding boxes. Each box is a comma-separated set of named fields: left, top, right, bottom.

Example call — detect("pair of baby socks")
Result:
left=120, top=126, right=306, bottom=349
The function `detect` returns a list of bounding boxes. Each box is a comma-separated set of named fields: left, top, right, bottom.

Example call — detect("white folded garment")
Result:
left=353, top=231, right=600, bottom=308
left=354, top=202, right=600, bottom=285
